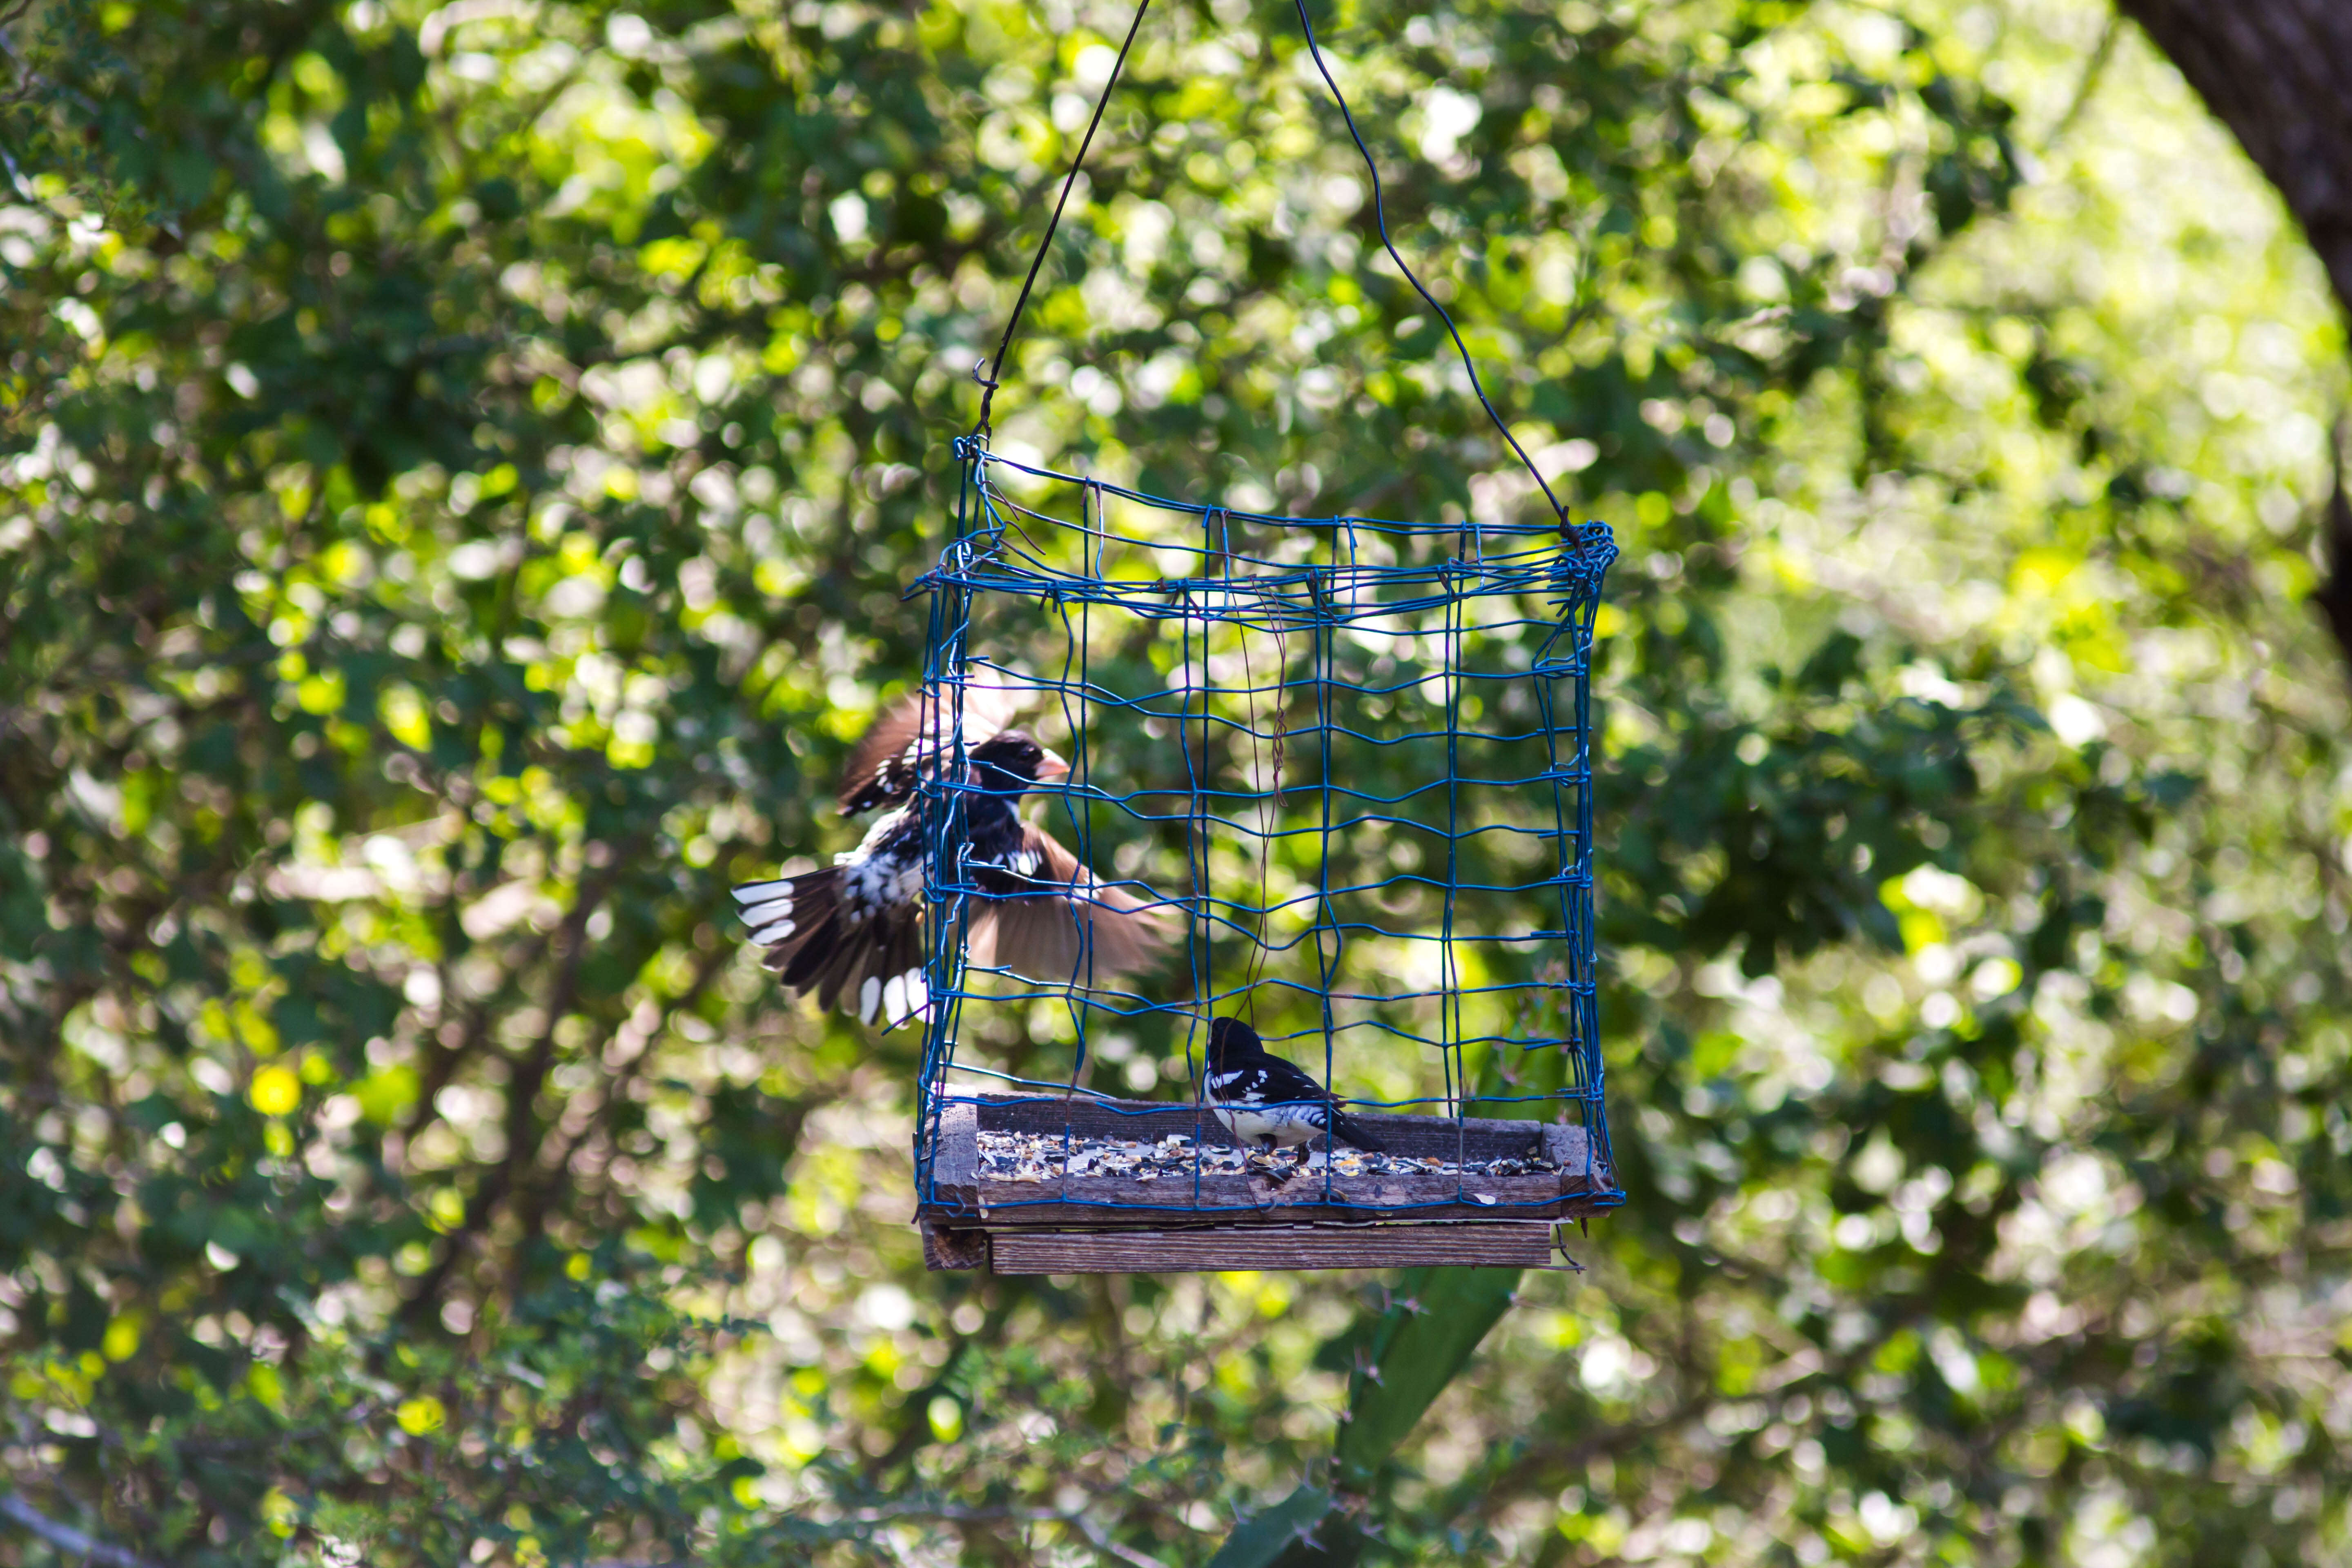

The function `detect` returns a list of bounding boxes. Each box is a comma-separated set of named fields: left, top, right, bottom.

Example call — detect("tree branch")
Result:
left=398, top=869, right=616, bottom=1328
left=0, top=1491, right=165, bottom=1568
left=571, top=1501, right=1172, bottom=1568
left=2042, top=13, right=2119, bottom=150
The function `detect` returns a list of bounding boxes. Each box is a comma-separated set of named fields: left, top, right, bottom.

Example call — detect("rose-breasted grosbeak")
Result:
left=732, top=687, right=1169, bottom=1028
left=1204, top=1016, right=1387, bottom=1154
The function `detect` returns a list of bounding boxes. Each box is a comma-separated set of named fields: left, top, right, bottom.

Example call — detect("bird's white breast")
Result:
left=1208, top=1082, right=1327, bottom=1148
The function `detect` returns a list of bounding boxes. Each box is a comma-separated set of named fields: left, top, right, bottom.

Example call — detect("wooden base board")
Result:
left=920, top=1221, right=990, bottom=1271
left=923, top=1223, right=1558, bottom=1273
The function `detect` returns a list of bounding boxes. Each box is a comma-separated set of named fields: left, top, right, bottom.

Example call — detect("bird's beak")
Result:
left=1035, top=748, right=1071, bottom=783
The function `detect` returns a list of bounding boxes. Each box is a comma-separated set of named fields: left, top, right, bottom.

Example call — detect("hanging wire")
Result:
left=973, top=0, right=1156, bottom=438
left=1287, top=0, right=1580, bottom=544
left=976, top=0, right=1586, bottom=558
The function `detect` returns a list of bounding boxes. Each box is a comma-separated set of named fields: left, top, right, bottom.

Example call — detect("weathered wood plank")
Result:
left=920, top=1221, right=989, bottom=1271
left=1541, top=1122, right=1617, bottom=1196
left=922, top=1186, right=1617, bottom=1227
left=924, top=1102, right=980, bottom=1210
left=989, top=1224, right=1557, bottom=1274
left=1540, top=1121, right=1585, bottom=1172
left=964, top=1195, right=1617, bottom=1225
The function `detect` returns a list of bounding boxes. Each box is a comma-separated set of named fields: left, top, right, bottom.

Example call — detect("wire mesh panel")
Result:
left=909, top=439, right=1621, bottom=1269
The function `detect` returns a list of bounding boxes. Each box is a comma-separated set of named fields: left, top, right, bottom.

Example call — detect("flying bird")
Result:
left=1204, top=1017, right=1387, bottom=1163
left=732, top=682, right=1169, bottom=1028
left=833, top=672, right=1026, bottom=818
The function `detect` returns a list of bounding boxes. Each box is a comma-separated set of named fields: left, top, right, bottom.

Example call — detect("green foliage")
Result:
left=1329, top=1267, right=1523, bottom=1492
left=1205, top=1483, right=1338, bottom=1568
left=1202, top=1266, right=1528, bottom=1567
left=2, top=0, right=2350, bottom=1564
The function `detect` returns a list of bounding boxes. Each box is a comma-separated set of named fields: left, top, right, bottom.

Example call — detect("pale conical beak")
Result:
left=1035, top=748, right=1071, bottom=783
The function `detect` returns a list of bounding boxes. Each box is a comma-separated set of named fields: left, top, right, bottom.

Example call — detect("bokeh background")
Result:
left=3, top=0, right=2349, bottom=1562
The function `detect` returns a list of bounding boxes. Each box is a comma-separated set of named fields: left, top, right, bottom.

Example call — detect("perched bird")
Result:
left=1204, top=1017, right=1387, bottom=1159
left=732, top=685, right=1169, bottom=1029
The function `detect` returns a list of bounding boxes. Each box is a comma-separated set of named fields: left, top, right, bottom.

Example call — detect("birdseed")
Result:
left=973, top=1129, right=1560, bottom=1184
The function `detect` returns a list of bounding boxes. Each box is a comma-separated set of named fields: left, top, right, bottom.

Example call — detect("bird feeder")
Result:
left=904, top=0, right=1623, bottom=1270
left=907, top=451, right=1620, bottom=1272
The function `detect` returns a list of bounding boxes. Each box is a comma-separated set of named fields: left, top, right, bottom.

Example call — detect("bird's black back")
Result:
left=1207, top=1018, right=1329, bottom=1103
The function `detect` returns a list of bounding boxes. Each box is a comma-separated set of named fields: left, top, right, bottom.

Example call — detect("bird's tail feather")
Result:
left=733, top=869, right=929, bottom=1029
left=1333, top=1111, right=1386, bottom=1152
left=800, top=907, right=927, bottom=1029
left=735, top=869, right=833, bottom=973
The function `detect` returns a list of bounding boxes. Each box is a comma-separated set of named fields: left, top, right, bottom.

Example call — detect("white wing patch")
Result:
left=1206, top=1069, right=1257, bottom=1103
left=733, top=882, right=798, bottom=947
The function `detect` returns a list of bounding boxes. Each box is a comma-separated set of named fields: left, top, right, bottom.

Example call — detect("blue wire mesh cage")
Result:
left=911, top=439, right=1623, bottom=1273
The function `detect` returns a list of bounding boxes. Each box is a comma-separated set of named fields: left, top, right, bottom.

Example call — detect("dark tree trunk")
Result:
left=2116, top=2, right=2352, bottom=664
left=2116, top=2, right=2352, bottom=310
left=2318, top=446, right=2352, bottom=662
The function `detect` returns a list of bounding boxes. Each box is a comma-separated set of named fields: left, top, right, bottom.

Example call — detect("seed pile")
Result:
left=973, top=1129, right=1559, bottom=1185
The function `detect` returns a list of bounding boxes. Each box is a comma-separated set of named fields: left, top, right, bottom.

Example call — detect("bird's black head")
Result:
left=969, top=730, right=1067, bottom=797
left=1207, top=1016, right=1263, bottom=1071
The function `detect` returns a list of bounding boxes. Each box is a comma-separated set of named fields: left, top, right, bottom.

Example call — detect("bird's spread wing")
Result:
left=837, top=671, right=1029, bottom=815
left=966, top=826, right=1172, bottom=983
left=731, top=865, right=930, bottom=1029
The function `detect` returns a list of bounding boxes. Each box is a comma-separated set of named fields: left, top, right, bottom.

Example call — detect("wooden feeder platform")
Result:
left=918, top=1093, right=1617, bottom=1273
